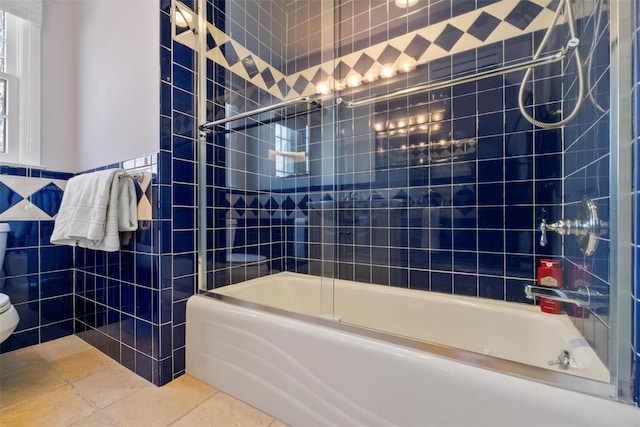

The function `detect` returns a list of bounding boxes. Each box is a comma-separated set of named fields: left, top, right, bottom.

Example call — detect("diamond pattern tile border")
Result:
left=28, top=182, right=64, bottom=217
left=0, top=177, right=63, bottom=220
left=0, top=181, right=24, bottom=215
left=174, top=0, right=561, bottom=101
left=0, top=168, right=153, bottom=221
left=222, top=192, right=315, bottom=220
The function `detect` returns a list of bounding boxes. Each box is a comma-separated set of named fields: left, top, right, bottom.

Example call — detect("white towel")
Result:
left=117, top=173, right=139, bottom=246
left=50, top=169, right=138, bottom=252
left=268, top=149, right=307, bottom=162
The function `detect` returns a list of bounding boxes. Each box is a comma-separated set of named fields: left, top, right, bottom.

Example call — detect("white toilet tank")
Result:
left=0, top=222, right=17, bottom=344
left=0, top=223, right=9, bottom=267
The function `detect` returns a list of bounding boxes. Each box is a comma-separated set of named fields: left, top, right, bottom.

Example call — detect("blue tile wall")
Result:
left=73, top=154, right=172, bottom=385
left=0, top=153, right=168, bottom=388
left=310, top=35, right=565, bottom=306
left=0, top=169, right=75, bottom=353
left=158, top=1, right=198, bottom=382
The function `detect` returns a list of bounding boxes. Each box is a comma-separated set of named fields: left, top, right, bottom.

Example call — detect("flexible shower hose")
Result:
left=518, top=0, right=585, bottom=129
left=586, top=0, right=606, bottom=114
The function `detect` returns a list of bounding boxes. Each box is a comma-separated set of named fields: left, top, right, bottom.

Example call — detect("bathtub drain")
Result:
left=548, top=350, right=571, bottom=370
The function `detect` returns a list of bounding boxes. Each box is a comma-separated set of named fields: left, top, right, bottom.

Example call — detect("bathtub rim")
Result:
left=199, top=289, right=618, bottom=401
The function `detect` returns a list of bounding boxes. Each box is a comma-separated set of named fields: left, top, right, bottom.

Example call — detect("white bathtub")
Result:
left=186, top=272, right=640, bottom=426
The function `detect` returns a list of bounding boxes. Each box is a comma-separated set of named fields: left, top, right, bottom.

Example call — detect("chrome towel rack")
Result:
left=118, top=171, right=145, bottom=182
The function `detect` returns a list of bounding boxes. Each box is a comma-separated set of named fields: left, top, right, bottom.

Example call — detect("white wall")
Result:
left=41, top=0, right=79, bottom=172
left=41, top=0, right=159, bottom=172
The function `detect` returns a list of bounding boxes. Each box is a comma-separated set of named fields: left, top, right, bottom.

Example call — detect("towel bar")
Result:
left=118, top=171, right=145, bottom=182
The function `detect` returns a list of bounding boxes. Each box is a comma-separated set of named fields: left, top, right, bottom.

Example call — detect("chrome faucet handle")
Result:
left=539, top=219, right=548, bottom=247
left=536, top=199, right=608, bottom=256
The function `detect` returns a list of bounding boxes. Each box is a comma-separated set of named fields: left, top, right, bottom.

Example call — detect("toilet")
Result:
left=0, top=223, right=19, bottom=343
left=226, top=219, right=268, bottom=281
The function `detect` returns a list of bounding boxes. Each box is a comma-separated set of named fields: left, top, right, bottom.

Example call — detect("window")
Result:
left=273, top=123, right=309, bottom=178
left=0, top=11, right=12, bottom=154
left=274, top=123, right=293, bottom=177
left=0, top=1, right=41, bottom=166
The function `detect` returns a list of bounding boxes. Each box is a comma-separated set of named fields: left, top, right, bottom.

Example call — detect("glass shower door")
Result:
left=194, top=0, right=340, bottom=319
left=327, top=0, right=625, bottom=391
left=193, top=0, right=634, bottom=400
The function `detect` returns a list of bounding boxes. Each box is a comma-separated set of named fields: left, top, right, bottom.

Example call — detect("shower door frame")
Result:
left=192, top=0, right=636, bottom=403
left=608, top=0, right=634, bottom=403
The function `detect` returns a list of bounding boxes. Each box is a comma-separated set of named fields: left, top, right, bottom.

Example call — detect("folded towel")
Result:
left=268, top=149, right=306, bottom=162
left=117, top=174, right=138, bottom=245
left=50, top=169, right=138, bottom=252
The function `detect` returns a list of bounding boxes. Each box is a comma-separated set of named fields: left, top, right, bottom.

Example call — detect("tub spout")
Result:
left=524, top=284, right=609, bottom=310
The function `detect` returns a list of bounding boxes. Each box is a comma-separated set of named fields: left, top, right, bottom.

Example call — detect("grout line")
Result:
left=8, top=339, right=126, bottom=426
left=40, top=348, right=111, bottom=421
left=3, top=329, right=283, bottom=426
left=165, top=389, right=222, bottom=427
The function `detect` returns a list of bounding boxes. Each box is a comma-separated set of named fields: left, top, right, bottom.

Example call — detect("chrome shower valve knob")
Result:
left=538, top=199, right=608, bottom=256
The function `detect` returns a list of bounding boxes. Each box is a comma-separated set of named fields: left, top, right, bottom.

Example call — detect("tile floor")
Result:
left=0, top=335, right=288, bottom=427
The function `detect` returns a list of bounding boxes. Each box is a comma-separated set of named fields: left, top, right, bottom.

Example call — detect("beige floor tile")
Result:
left=1, top=338, right=285, bottom=427
left=0, top=363, right=66, bottom=410
left=72, top=364, right=153, bottom=409
left=103, top=374, right=217, bottom=427
left=51, top=347, right=115, bottom=382
left=162, top=374, right=219, bottom=395
left=269, top=420, right=291, bottom=427
left=0, top=384, right=94, bottom=427
left=69, top=410, right=120, bottom=427
left=32, top=335, right=92, bottom=362
left=171, top=392, right=274, bottom=427
left=0, top=346, right=48, bottom=378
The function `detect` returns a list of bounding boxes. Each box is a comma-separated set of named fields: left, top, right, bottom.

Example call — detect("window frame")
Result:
left=0, top=10, right=41, bottom=167
left=274, top=123, right=294, bottom=178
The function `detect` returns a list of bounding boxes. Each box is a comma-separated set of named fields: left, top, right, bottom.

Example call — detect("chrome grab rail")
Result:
left=199, top=96, right=321, bottom=132
left=338, top=39, right=578, bottom=109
